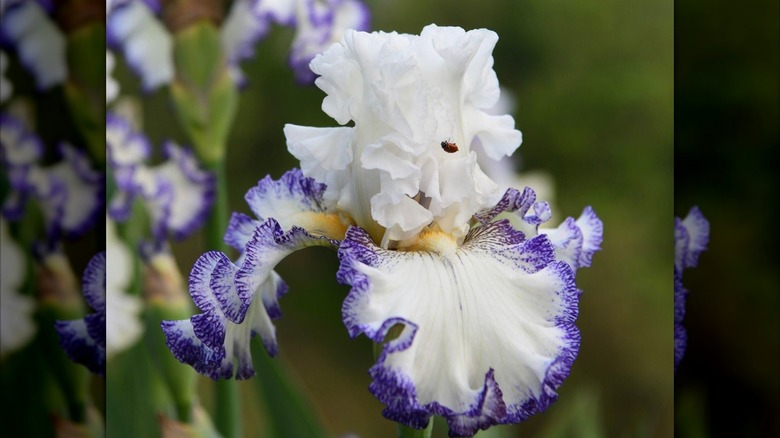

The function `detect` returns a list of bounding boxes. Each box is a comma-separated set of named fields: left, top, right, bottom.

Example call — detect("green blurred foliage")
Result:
left=111, top=0, right=674, bottom=436
left=675, top=0, right=779, bottom=436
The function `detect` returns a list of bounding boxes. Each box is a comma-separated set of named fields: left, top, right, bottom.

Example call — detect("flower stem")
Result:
left=205, top=159, right=230, bottom=254
left=204, top=158, right=241, bottom=438
left=398, top=421, right=433, bottom=438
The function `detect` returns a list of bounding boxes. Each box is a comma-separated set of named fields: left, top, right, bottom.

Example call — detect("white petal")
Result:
left=0, top=1, right=66, bottom=90
left=105, top=217, right=143, bottom=357
left=108, top=1, right=173, bottom=91
left=339, top=223, right=579, bottom=435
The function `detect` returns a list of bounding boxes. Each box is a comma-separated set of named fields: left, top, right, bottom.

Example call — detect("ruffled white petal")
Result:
left=290, top=25, right=522, bottom=243
left=339, top=223, right=579, bottom=435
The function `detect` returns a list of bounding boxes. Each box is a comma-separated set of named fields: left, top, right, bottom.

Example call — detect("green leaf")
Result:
left=250, top=342, right=328, bottom=438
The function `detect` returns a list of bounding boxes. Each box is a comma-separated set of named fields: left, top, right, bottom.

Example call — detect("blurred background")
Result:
left=674, top=0, right=779, bottom=437
left=113, top=0, right=674, bottom=436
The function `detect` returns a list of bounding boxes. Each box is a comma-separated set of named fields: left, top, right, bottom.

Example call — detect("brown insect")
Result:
left=440, top=140, right=459, bottom=153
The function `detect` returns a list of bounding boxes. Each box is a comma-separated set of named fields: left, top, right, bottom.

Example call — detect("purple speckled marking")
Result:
left=55, top=319, right=106, bottom=376
left=161, top=319, right=233, bottom=380
left=55, top=251, right=107, bottom=376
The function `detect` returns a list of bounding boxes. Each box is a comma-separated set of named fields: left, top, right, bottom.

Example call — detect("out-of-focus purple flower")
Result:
left=0, top=114, right=104, bottom=241
left=107, top=0, right=371, bottom=88
left=674, top=206, right=709, bottom=372
left=107, top=0, right=173, bottom=91
left=0, top=0, right=66, bottom=90
left=106, top=112, right=215, bottom=241
left=55, top=251, right=106, bottom=376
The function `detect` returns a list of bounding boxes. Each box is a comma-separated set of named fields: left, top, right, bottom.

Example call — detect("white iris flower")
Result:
left=163, top=25, right=602, bottom=436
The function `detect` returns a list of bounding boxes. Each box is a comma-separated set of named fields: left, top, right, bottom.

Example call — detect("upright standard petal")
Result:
left=290, top=25, right=522, bottom=243
left=338, top=220, right=580, bottom=436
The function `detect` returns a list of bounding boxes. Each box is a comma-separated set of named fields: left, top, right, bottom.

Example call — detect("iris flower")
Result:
left=0, top=0, right=66, bottom=91
left=674, top=207, right=708, bottom=372
left=163, top=25, right=602, bottom=435
left=55, top=251, right=107, bottom=375
left=107, top=0, right=370, bottom=89
left=106, top=112, right=215, bottom=241
left=0, top=114, right=104, bottom=241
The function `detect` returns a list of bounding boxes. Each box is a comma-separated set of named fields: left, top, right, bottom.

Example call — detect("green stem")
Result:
left=205, top=158, right=241, bottom=438
left=205, top=159, right=230, bottom=254
left=398, top=421, right=433, bottom=438
left=215, top=379, right=241, bottom=438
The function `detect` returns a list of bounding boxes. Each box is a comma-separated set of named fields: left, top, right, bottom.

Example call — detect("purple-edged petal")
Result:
left=337, top=222, right=579, bottom=436
left=224, top=212, right=262, bottom=251
left=244, top=168, right=330, bottom=227
left=235, top=218, right=338, bottom=326
left=161, top=319, right=233, bottom=380
left=55, top=251, right=107, bottom=375
left=220, top=0, right=272, bottom=87
left=0, top=1, right=66, bottom=90
left=540, top=206, right=603, bottom=272
left=151, top=142, right=215, bottom=240
left=0, top=113, right=44, bottom=166
left=673, top=206, right=708, bottom=372
left=129, top=142, right=214, bottom=240
left=163, top=271, right=287, bottom=380
left=675, top=206, right=709, bottom=272
left=55, top=319, right=106, bottom=376
left=288, top=0, right=371, bottom=84
left=107, top=0, right=173, bottom=91
left=46, top=144, right=105, bottom=238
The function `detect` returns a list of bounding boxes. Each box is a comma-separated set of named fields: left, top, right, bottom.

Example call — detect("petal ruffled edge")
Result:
left=337, top=224, right=581, bottom=436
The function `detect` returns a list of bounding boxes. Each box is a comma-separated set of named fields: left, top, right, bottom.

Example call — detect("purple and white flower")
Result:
left=55, top=251, right=107, bottom=375
left=674, top=206, right=708, bottom=372
left=0, top=0, right=66, bottom=91
left=107, top=0, right=173, bottom=92
left=163, top=25, right=602, bottom=436
left=0, top=217, right=36, bottom=358
left=0, top=114, right=104, bottom=241
left=108, top=0, right=370, bottom=89
left=106, top=112, right=215, bottom=241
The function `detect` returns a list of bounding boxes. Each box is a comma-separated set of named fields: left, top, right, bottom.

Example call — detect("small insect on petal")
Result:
left=441, top=140, right=458, bottom=153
